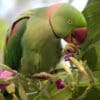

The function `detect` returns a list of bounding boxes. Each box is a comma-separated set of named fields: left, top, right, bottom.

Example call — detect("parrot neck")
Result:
left=47, top=4, right=62, bottom=38
left=49, top=17, right=60, bottom=38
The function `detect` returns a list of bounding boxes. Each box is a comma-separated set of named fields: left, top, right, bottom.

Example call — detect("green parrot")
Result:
left=4, top=3, right=87, bottom=76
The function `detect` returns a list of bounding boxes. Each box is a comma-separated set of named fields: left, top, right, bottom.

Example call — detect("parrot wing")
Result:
left=4, top=17, right=29, bottom=70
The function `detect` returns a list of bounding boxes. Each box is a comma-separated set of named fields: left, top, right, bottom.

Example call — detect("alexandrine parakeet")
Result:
left=4, top=3, right=87, bottom=76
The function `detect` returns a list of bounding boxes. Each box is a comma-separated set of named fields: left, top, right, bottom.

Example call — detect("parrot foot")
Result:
left=32, top=72, right=55, bottom=80
left=62, top=43, right=79, bottom=55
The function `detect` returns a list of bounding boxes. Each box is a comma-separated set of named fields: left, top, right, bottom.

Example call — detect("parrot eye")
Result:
left=67, top=20, right=72, bottom=24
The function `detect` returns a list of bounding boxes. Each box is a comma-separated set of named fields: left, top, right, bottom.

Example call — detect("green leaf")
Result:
left=0, top=92, right=6, bottom=100
left=13, top=94, right=19, bottom=100
left=26, top=70, right=100, bottom=100
left=18, top=82, right=28, bottom=100
left=82, top=0, right=100, bottom=72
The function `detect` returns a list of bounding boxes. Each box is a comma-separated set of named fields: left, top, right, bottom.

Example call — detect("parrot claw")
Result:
left=32, top=72, right=55, bottom=80
left=62, top=43, right=79, bottom=56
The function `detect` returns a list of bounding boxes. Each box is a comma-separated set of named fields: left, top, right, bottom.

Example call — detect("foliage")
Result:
left=82, top=0, right=100, bottom=71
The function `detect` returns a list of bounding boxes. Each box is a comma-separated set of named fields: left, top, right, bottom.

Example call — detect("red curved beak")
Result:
left=64, top=27, right=88, bottom=45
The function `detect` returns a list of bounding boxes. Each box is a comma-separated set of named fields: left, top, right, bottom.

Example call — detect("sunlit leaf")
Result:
left=82, top=0, right=100, bottom=72
left=0, top=92, right=5, bottom=100
left=12, top=94, right=19, bottom=100
left=18, top=82, right=28, bottom=100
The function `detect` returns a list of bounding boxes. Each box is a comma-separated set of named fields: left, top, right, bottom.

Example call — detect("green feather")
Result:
left=4, top=18, right=29, bottom=70
left=21, top=16, right=61, bottom=75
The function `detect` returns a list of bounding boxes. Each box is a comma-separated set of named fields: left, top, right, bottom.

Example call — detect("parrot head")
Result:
left=48, top=4, right=88, bottom=45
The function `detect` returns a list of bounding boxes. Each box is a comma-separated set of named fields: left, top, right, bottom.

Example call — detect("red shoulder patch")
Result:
left=6, top=21, right=19, bottom=44
left=47, top=4, right=62, bottom=19
left=6, top=17, right=29, bottom=45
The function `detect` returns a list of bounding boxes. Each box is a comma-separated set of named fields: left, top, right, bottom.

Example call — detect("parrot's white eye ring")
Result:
left=68, top=20, right=72, bottom=24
